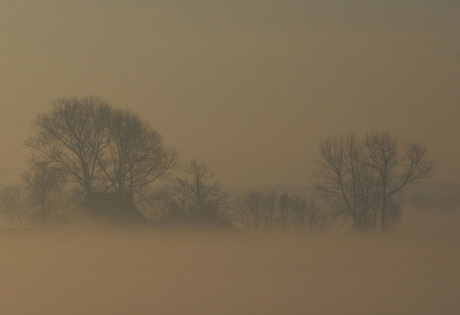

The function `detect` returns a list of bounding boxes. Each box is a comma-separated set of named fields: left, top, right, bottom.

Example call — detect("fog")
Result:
left=1, top=1, right=459, bottom=313
left=0, top=210, right=458, bottom=314
left=1, top=0, right=460, bottom=186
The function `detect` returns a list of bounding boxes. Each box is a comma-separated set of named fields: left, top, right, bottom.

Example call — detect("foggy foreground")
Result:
left=0, top=211, right=459, bottom=315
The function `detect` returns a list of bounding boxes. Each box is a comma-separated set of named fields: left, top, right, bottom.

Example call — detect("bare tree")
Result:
left=234, top=191, right=277, bottom=232
left=140, top=188, right=174, bottom=222
left=305, top=199, right=328, bottom=232
left=365, top=131, right=434, bottom=231
left=318, top=135, right=379, bottom=230
left=26, top=96, right=110, bottom=194
left=289, top=196, right=327, bottom=232
left=23, top=161, right=66, bottom=224
left=169, top=179, right=194, bottom=219
left=261, top=191, right=277, bottom=230
left=177, top=159, right=227, bottom=222
left=277, top=193, right=291, bottom=232
left=234, top=191, right=327, bottom=233
left=26, top=96, right=177, bottom=203
left=317, top=132, right=434, bottom=231
left=0, top=185, right=30, bottom=229
left=234, top=191, right=264, bottom=231
left=97, top=109, right=177, bottom=195
left=290, top=196, right=309, bottom=232
left=140, top=159, right=227, bottom=224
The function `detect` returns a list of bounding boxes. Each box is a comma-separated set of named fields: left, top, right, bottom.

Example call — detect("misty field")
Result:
left=0, top=212, right=459, bottom=315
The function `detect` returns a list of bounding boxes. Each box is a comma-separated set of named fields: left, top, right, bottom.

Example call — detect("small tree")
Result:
left=23, top=161, right=66, bottom=224
left=234, top=191, right=264, bottom=231
left=141, top=159, right=228, bottom=225
left=176, top=159, right=227, bottom=223
left=277, top=193, right=291, bottom=232
left=234, top=191, right=327, bottom=233
left=140, top=188, right=174, bottom=222
left=261, top=191, right=277, bottom=231
left=290, top=196, right=308, bottom=232
left=0, top=185, right=30, bottom=229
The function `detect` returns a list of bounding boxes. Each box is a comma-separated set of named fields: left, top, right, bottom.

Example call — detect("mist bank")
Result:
left=0, top=210, right=459, bottom=315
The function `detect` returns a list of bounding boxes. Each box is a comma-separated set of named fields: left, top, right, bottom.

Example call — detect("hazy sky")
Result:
left=1, top=0, right=459, bottom=187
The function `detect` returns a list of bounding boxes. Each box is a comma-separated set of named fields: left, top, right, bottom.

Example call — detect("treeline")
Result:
left=232, top=191, right=328, bottom=232
left=0, top=96, right=435, bottom=232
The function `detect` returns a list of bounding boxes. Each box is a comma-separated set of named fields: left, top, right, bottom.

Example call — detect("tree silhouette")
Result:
left=26, top=96, right=177, bottom=202
left=317, top=132, right=434, bottom=231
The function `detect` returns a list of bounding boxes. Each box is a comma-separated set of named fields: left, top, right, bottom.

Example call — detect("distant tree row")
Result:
left=232, top=191, right=328, bottom=232
left=0, top=96, right=435, bottom=232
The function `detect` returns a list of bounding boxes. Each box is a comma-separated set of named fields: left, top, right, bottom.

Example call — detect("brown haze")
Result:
left=0, top=211, right=459, bottom=315
left=0, top=0, right=459, bottom=186
left=1, top=1, right=459, bottom=314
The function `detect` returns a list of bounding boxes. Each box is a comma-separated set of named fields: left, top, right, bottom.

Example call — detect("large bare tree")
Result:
left=365, top=131, right=434, bottom=231
left=97, top=109, right=177, bottom=195
left=318, top=135, right=380, bottom=230
left=317, top=132, right=434, bottom=231
left=26, top=96, right=177, bottom=201
left=26, top=96, right=110, bottom=194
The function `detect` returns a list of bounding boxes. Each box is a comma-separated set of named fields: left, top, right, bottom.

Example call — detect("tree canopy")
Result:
left=317, top=131, right=434, bottom=231
left=26, top=96, right=177, bottom=199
